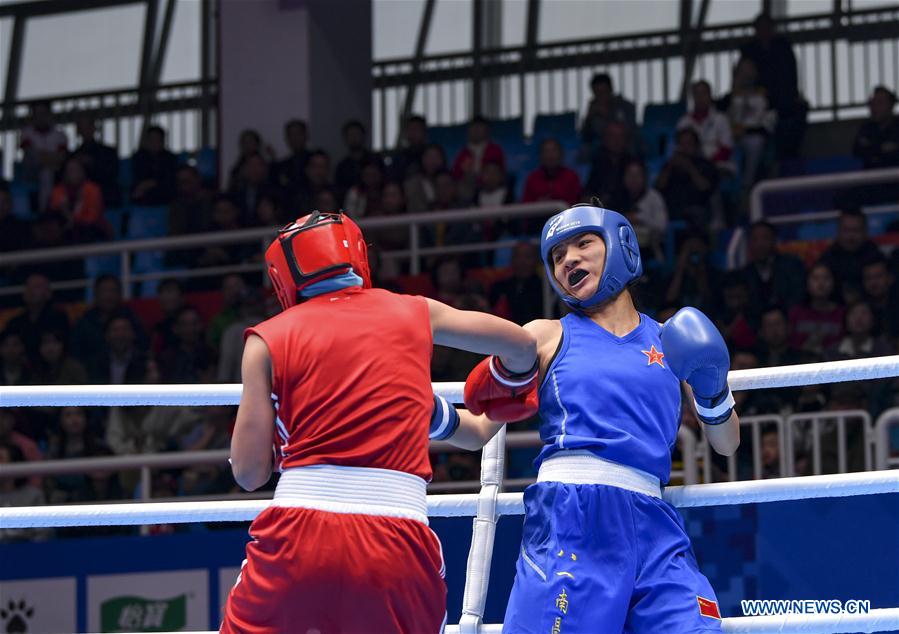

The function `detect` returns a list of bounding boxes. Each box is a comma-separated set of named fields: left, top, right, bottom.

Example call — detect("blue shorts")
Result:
left=503, top=482, right=722, bottom=633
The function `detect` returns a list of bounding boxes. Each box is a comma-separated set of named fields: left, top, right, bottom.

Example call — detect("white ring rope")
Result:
left=2, top=471, right=896, bottom=529
left=145, top=608, right=899, bottom=634
left=2, top=355, right=898, bottom=407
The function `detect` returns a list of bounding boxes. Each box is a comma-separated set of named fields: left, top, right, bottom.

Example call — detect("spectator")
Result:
left=194, top=196, right=254, bottom=271
left=0, top=444, right=51, bottom=542
left=655, top=128, right=718, bottom=230
left=294, top=150, right=333, bottom=214
left=620, top=160, right=668, bottom=261
left=335, top=120, right=380, bottom=199
left=254, top=192, right=287, bottom=227
left=730, top=350, right=784, bottom=416
left=476, top=160, right=515, bottom=209
left=664, top=234, right=718, bottom=314
left=343, top=159, right=385, bottom=217
left=404, top=144, right=447, bottom=212
left=714, top=271, right=758, bottom=351
left=367, top=181, right=411, bottom=253
left=70, top=276, right=145, bottom=365
left=313, top=189, right=340, bottom=214
left=22, top=213, right=84, bottom=287
left=759, top=426, right=782, bottom=479
left=228, top=129, right=273, bottom=192
left=47, top=156, right=111, bottom=242
left=0, top=409, right=42, bottom=471
left=34, top=330, right=87, bottom=385
left=207, top=274, right=247, bottom=352
left=788, top=263, right=845, bottom=354
left=45, top=407, right=109, bottom=503
left=580, top=72, right=638, bottom=157
left=862, top=256, right=899, bottom=338
left=130, top=125, right=178, bottom=205
left=168, top=165, right=213, bottom=237
left=522, top=138, right=582, bottom=206
left=275, top=119, right=311, bottom=196
left=489, top=242, right=543, bottom=325
left=740, top=13, right=806, bottom=158
left=72, top=112, right=121, bottom=207
left=151, top=278, right=186, bottom=355
left=232, top=153, right=280, bottom=226
left=4, top=273, right=70, bottom=363
left=853, top=85, right=899, bottom=169
left=0, top=182, right=30, bottom=256
left=740, top=221, right=806, bottom=309
left=718, top=58, right=776, bottom=186
left=87, top=316, right=147, bottom=384
left=157, top=306, right=216, bottom=383
left=388, top=114, right=429, bottom=180
left=826, top=301, right=895, bottom=361
left=451, top=116, right=506, bottom=202
left=756, top=305, right=803, bottom=367
left=19, top=100, right=67, bottom=212
left=818, top=209, right=883, bottom=302
left=217, top=289, right=266, bottom=383
left=677, top=80, right=735, bottom=175
left=584, top=120, right=635, bottom=206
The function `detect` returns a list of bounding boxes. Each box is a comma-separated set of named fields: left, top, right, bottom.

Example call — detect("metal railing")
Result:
left=785, top=409, right=874, bottom=476
left=874, top=407, right=899, bottom=471
left=372, top=6, right=899, bottom=148
left=0, top=200, right=566, bottom=301
left=1, top=80, right=217, bottom=178
left=748, top=166, right=899, bottom=223
left=0, top=426, right=698, bottom=503
left=699, top=415, right=786, bottom=483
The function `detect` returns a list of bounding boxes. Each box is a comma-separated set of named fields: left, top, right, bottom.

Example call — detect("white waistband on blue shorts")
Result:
left=272, top=464, right=429, bottom=524
left=537, top=450, right=662, bottom=498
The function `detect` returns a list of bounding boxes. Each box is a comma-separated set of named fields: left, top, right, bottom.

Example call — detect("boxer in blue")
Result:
left=492, top=203, right=741, bottom=633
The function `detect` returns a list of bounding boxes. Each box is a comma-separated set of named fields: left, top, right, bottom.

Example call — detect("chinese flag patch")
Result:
left=697, top=596, right=721, bottom=619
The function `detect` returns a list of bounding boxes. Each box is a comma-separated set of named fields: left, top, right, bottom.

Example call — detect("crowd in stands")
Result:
left=1, top=13, right=898, bottom=539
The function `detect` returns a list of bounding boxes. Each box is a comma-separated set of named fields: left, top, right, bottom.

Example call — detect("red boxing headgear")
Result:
left=265, top=211, right=372, bottom=310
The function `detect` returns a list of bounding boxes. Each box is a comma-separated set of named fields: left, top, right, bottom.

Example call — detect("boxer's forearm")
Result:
left=443, top=410, right=506, bottom=451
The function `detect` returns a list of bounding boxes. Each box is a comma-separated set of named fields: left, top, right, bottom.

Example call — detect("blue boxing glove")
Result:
left=430, top=393, right=461, bottom=440
left=660, top=307, right=735, bottom=425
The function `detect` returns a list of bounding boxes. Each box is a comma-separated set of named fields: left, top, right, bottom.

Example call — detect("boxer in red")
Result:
left=221, top=211, right=538, bottom=634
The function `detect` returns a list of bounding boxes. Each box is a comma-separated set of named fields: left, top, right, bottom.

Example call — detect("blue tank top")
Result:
left=535, top=311, right=682, bottom=483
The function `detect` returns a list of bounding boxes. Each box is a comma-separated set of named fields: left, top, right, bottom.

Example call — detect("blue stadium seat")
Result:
left=195, top=147, right=218, bottom=183
left=532, top=112, right=578, bottom=146
left=490, top=117, right=524, bottom=145
left=9, top=181, right=34, bottom=219
left=428, top=123, right=468, bottom=159
left=642, top=102, right=686, bottom=129
left=105, top=207, right=126, bottom=239
left=119, top=157, right=133, bottom=189
left=126, top=206, right=169, bottom=297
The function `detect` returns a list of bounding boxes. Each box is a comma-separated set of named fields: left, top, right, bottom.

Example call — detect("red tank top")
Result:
left=246, top=287, right=433, bottom=480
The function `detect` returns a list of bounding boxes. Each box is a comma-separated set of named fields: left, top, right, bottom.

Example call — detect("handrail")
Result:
left=0, top=431, right=546, bottom=480
left=0, top=201, right=563, bottom=267
left=749, top=167, right=899, bottom=222
left=874, top=407, right=899, bottom=471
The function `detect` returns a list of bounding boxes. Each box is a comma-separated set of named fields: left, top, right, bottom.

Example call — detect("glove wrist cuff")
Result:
left=429, top=394, right=460, bottom=440
left=490, top=356, right=539, bottom=388
left=693, top=387, right=735, bottom=425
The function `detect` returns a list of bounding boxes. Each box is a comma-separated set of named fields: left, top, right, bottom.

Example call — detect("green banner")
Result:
left=100, top=594, right=187, bottom=632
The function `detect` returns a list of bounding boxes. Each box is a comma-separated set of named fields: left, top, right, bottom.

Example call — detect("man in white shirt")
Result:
left=677, top=81, right=735, bottom=176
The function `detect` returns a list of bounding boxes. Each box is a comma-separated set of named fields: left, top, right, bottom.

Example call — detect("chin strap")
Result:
left=299, top=270, right=363, bottom=298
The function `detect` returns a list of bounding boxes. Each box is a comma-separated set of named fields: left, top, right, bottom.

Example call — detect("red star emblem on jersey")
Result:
left=642, top=345, right=665, bottom=368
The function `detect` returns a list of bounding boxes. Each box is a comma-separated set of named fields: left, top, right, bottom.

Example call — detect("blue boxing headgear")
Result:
left=540, top=204, right=642, bottom=310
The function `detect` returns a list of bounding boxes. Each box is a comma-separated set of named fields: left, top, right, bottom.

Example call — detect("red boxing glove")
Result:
left=463, top=356, right=540, bottom=423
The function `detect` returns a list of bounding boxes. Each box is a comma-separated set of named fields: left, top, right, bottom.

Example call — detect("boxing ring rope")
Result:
left=2, top=355, right=899, bottom=634
left=3, top=355, right=899, bottom=407
left=2, top=469, right=897, bottom=528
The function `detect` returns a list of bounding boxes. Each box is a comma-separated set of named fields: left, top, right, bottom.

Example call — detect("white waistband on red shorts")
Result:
left=537, top=450, right=662, bottom=498
left=272, top=464, right=429, bottom=524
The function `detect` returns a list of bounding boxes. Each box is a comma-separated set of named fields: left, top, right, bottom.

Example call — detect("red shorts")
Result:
left=221, top=506, right=447, bottom=634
